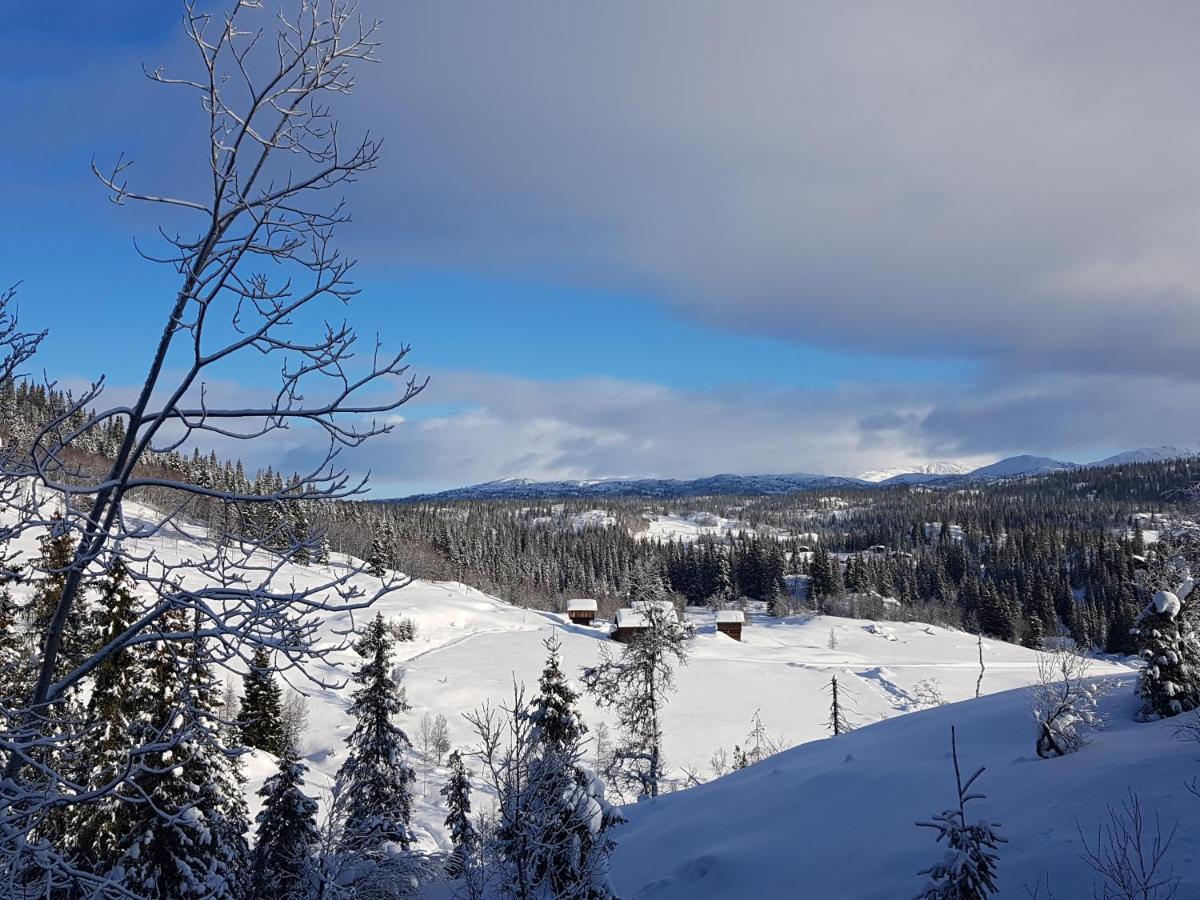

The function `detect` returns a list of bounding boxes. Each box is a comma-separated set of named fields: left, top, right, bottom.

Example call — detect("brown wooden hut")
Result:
left=716, top=609, right=745, bottom=641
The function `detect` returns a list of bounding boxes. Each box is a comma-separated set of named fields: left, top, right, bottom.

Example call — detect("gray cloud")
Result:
left=329, top=1, right=1200, bottom=378
left=339, top=369, right=1197, bottom=492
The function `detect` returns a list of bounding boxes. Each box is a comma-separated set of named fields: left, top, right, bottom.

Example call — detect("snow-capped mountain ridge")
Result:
left=399, top=447, right=1198, bottom=500
left=856, top=461, right=973, bottom=483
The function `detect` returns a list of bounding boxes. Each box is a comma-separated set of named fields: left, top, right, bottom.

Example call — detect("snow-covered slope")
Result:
left=1092, top=446, right=1196, bottom=466
left=403, top=473, right=866, bottom=501
left=611, top=677, right=1200, bottom=900
left=856, top=462, right=972, bottom=483
left=21, top=497, right=1144, bottom=885
left=966, top=455, right=1076, bottom=480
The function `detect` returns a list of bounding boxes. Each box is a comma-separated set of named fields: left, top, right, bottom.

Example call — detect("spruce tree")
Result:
left=240, top=646, right=285, bottom=754
left=66, top=559, right=147, bottom=876
left=334, top=613, right=416, bottom=855
left=115, top=613, right=250, bottom=899
left=249, top=751, right=321, bottom=900
left=441, top=750, right=476, bottom=878
left=1133, top=590, right=1200, bottom=719
left=915, top=727, right=1005, bottom=899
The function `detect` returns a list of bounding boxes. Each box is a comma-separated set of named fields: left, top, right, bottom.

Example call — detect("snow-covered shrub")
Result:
left=1031, top=648, right=1099, bottom=758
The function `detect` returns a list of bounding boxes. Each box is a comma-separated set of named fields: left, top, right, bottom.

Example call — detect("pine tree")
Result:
left=117, top=620, right=250, bottom=899
left=915, top=727, right=1005, bottom=899
left=441, top=750, right=476, bottom=879
left=366, top=535, right=389, bottom=578
left=240, top=646, right=285, bottom=754
left=1133, top=590, right=1200, bottom=719
left=334, top=613, right=416, bottom=855
left=583, top=603, right=689, bottom=799
left=522, top=634, right=621, bottom=899
left=29, top=514, right=92, bottom=683
left=249, top=751, right=321, bottom=900
left=66, top=559, right=147, bottom=876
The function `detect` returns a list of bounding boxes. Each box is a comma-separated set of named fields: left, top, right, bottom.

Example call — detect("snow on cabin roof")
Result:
left=615, top=608, right=649, bottom=628
left=715, top=609, right=745, bottom=624
left=567, top=598, right=597, bottom=612
left=632, top=599, right=676, bottom=614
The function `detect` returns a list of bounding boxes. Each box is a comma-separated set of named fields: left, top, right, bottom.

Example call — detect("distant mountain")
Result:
left=401, top=472, right=867, bottom=501
left=392, top=447, right=1195, bottom=501
left=1091, top=446, right=1196, bottom=466
left=965, top=454, right=1077, bottom=479
left=857, top=462, right=972, bottom=484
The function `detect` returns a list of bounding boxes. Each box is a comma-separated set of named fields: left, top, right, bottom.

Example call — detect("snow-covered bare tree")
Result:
left=826, top=674, right=856, bottom=736
left=1031, top=648, right=1099, bottom=759
left=582, top=603, right=689, bottom=800
left=0, top=2, right=424, bottom=891
left=914, top=727, right=1005, bottom=900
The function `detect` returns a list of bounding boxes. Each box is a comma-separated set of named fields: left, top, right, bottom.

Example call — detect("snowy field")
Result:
left=613, top=676, right=1200, bottom=899
left=11, top=499, right=1170, bottom=897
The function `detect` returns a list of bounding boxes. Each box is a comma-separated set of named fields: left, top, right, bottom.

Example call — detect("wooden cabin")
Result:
left=566, top=598, right=598, bottom=626
left=611, top=602, right=679, bottom=643
left=715, top=609, right=745, bottom=641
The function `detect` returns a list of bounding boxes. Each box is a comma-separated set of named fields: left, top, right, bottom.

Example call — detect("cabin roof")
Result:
left=615, top=608, right=649, bottom=628
left=567, top=598, right=598, bottom=612
left=715, top=609, right=745, bottom=624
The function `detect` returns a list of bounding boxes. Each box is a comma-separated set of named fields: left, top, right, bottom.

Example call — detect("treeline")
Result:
left=323, top=467, right=1188, bottom=655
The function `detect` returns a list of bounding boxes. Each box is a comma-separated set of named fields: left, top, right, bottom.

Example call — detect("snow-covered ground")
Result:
left=612, top=676, right=1200, bottom=899
left=637, top=512, right=791, bottom=543
left=12, top=498, right=1167, bottom=897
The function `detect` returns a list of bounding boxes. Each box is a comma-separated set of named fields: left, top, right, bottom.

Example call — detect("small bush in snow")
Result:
left=1077, top=791, right=1180, bottom=900
left=1031, top=648, right=1099, bottom=758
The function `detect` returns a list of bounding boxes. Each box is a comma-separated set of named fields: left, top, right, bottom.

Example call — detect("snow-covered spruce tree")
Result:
left=1133, top=589, right=1200, bottom=719
left=441, top=750, right=477, bottom=879
left=118, top=617, right=251, bottom=900
left=914, top=727, right=1005, bottom=900
left=334, top=613, right=416, bottom=856
left=582, top=603, right=689, bottom=799
left=249, top=751, right=321, bottom=900
left=63, top=558, right=148, bottom=876
left=367, top=536, right=390, bottom=578
left=523, top=634, right=621, bottom=899
left=241, top=646, right=285, bottom=755
left=28, top=514, right=93, bottom=686
left=1031, top=648, right=1098, bottom=758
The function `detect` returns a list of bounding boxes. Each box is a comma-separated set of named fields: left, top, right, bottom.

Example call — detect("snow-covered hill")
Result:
left=398, top=447, right=1196, bottom=501
left=856, top=462, right=972, bottom=483
left=19, top=496, right=1162, bottom=896
left=1093, top=446, right=1196, bottom=466
left=611, top=676, right=1200, bottom=899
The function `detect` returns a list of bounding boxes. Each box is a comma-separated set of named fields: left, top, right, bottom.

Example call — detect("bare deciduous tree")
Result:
left=0, top=1, right=424, bottom=890
left=1031, top=648, right=1099, bottom=759
left=1078, top=792, right=1180, bottom=900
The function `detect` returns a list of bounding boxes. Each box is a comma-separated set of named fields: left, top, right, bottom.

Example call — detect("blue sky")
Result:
left=4, top=2, right=1199, bottom=494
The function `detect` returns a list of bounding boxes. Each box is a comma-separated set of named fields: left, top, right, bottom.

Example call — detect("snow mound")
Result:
left=1153, top=590, right=1181, bottom=618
